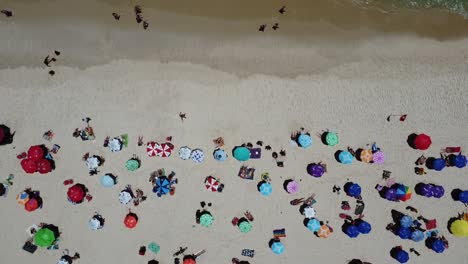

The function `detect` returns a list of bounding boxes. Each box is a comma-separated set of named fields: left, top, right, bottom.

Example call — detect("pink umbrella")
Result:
left=155, top=143, right=172, bottom=157
left=373, top=151, right=385, bottom=164
left=286, top=180, right=299, bottom=194
left=147, top=142, right=158, bottom=157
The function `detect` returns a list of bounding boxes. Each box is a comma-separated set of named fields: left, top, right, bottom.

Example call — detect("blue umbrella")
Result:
left=397, top=227, right=411, bottom=239
left=297, top=134, right=312, bottom=148
left=452, top=154, right=467, bottom=168
left=459, top=190, right=468, bottom=203
left=259, top=182, right=272, bottom=196
left=154, top=177, right=171, bottom=196
left=395, top=250, right=409, bottom=263
left=270, top=241, right=284, bottom=255
left=100, top=174, right=116, bottom=188
left=431, top=239, right=445, bottom=253
left=432, top=158, right=446, bottom=171
left=356, top=220, right=372, bottom=234
left=338, top=151, right=353, bottom=164
left=346, top=183, right=361, bottom=198
left=307, top=218, right=321, bottom=232
left=345, top=225, right=360, bottom=238
left=400, top=215, right=413, bottom=228
left=213, top=149, right=227, bottom=162
left=431, top=185, right=445, bottom=198
left=410, top=230, right=424, bottom=242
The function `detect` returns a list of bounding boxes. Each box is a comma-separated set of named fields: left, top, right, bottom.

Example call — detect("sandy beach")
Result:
left=1, top=0, right=468, bottom=263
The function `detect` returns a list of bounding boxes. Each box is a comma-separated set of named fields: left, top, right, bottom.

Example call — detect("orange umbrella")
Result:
left=124, top=213, right=138, bottom=229
left=317, top=225, right=331, bottom=238
left=360, top=149, right=373, bottom=163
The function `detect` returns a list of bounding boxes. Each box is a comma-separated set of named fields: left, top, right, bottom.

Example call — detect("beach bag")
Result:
left=22, top=241, right=38, bottom=254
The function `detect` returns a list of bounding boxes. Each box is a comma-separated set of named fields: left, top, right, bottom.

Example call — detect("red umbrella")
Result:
left=21, top=158, right=37, bottom=174
left=25, top=197, right=39, bottom=212
left=414, top=134, right=432, bottom=150
left=67, top=184, right=86, bottom=203
left=147, top=141, right=158, bottom=157
left=124, top=213, right=138, bottom=229
left=155, top=143, right=172, bottom=157
left=183, top=258, right=196, bottom=264
left=425, top=219, right=437, bottom=230
left=205, top=177, right=219, bottom=192
left=28, top=145, right=44, bottom=162
left=37, top=159, right=52, bottom=174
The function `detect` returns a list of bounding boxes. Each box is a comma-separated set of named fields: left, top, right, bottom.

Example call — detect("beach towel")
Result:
left=249, top=148, right=261, bottom=159
left=273, top=228, right=286, bottom=238
left=238, top=166, right=255, bottom=180
left=241, top=249, right=255, bottom=258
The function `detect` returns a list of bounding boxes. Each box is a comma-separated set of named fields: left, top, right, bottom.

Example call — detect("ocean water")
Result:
left=351, top=0, right=468, bottom=17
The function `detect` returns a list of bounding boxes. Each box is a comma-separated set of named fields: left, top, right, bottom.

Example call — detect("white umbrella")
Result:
left=88, top=218, right=102, bottom=231
left=119, top=191, right=132, bottom=204
left=179, top=146, right=192, bottom=160
left=57, top=259, right=70, bottom=264
left=191, top=149, right=205, bottom=163
left=303, top=206, right=316, bottom=218
left=86, top=157, right=99, bottom=170
left=108, top=138, right=122, bottom=152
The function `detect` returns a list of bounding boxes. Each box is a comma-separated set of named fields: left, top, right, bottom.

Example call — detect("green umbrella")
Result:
left=238, top=221, right=252, bottom=233
left=121, top=134, right=129, bottom=147
left=34, top=228, right=55, bottom=247
left=233, top=147, right=250, bottom=161
left=126, top=159, right=140, bottom=171
left=325, top=132, right=339, bottom=146
left=199, top=213, right=213, bottom=227
left=148, top=242, right=160, bottom=254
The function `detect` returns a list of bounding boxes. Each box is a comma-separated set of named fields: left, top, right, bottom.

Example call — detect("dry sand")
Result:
left=1, top=0, right=468, bottom=263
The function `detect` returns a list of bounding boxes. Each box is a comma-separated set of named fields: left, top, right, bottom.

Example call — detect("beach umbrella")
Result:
left=395, top=250, right=409, bottom=263
left=372, top=151, right=385, bottom=164
left=400, top=215, right=413, bottom=228
left=345, top=183, right=361, bottom=198
left=100, top=174, right=116, bottom=188
left=431, top=185, right=445, bottom=198
left=297, top=134, right=312, bottom=148
left=432, top=158, right=446, bottom=171
left=199, top=212, right=213, bottom=227
left=396, top=184, right=412, bottom=201
left=451, top=154, right=467, bottom=168
left=190, top=149, right=205, bottom=163
left=425, top=219, right=437, bottom=230
left=317, top=225, right=331, bottom=238
left=270, top=241, right=284, bottom=255
left=86, top=156, right=99, bottom=170
left=345, top=225, right=359, bottom=238
left=233, top=147, right=250, bottom=161
left=124, top=213, right=138, bottom=229
left=155, top=143, right=172, bottom=157
left=356, top=220, right=372, bottom=234
left=307, top=163, right=324, bottom=177
left=57, top=258, right=70, bottom=264
left=450, top=220, right=468, bottom=237
left=259, top=182, right=272, bottom=196
left=338, top=151, right=353, bottom=164
left=286, top=180, right=299, bottom=194
left=25, top=197, right=39, bottom=212
left=148, top=242, right=160, bottom=254
left=307, top=218, right=321, bottom=232
left=410, top=230, right=424, bottom=242
left=385, top=188, right=398, bottom=201
left=303, top=206, right=316, bottom=218
left=34, top=227, right=56, bottom=247
left=418, top=183, right=433, bottom=197
left=125, top=159, right=140, bottom=171
left=88, top=218, right=103, bottom=231
left=37, top=159, right=52, bottom=174
left=359, top=149, right=373, bottom=163
left=155, top=177, right=171, bottom=196
left=21, top=158, right=37, bottom=174
left=183, top=258, right=196, bottom=264
left=178, top=146, right=192, bottom=160
left=205, top=177, right=219, bottom=192
left=16, top=191, right=29, bottom=205
left=108, top=138, right=123, bottom=152
left=238, top=220, right=252, bottom=233
left=67, top=184, right=85, bottom=204
left=213, top=149, right=227, bottom=161
left=459, top=191, right=468, bottom=203
left=119, top=190, right=133, bottom=204
left=397, top=227, right=411, bottom=239
left=414, top=133, right=431, bottom=150
left=325, top=132, right=339, bottom=146
left=28, top=145, right=44, bottom=162
left=147, top=142, right=158, bottom=157
left=431, top=239, right=445, bottom=253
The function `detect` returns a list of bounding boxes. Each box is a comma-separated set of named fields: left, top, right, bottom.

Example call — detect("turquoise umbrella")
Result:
left=325, top=132, right=339, bottom=146
left=259, top=182, right=272, bottom=196
left=100, top=174, right=116, bottom=188
left=271, top=241, right=284, bottom=255
left=233, top=147, right=250, bottom=161
left=297, top=134, right=312, bottom=148
left=338, top=151, right=353, bottom=164
left=307, top=218, right=321, bottom=232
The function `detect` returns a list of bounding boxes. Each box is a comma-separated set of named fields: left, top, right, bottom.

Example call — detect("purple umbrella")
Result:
left=385, top=188, right=398, bottom=201
left=431, top=185, right=445, bottom=198
left=307, top=163, right=325, bottom=177
left=417, top=183, right=433, bottom=198
left=286, top=180, right=299, bottom=194
left=372, top=151, right=385, bottom=164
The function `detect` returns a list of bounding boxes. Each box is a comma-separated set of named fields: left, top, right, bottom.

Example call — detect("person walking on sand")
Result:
left=179, top=112, right=187, bottom=122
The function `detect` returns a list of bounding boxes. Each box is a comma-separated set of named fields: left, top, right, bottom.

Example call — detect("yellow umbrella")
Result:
left=317, top=225, right=331, bottom=238
left=450, top=219, right=468, bottom=237
left=360, top=149, right=373, bottom=163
